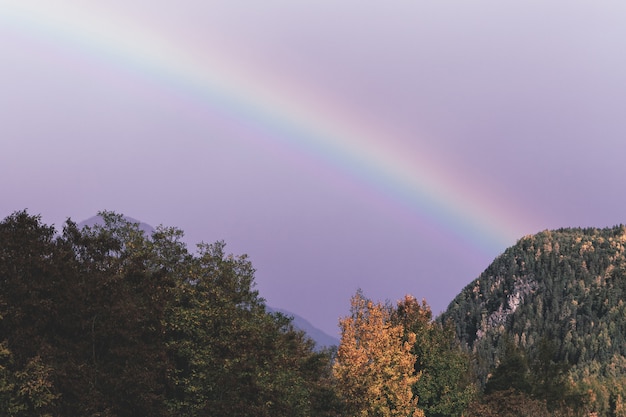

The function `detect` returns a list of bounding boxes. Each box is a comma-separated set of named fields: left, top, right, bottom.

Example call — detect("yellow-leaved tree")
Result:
left=333, top=290, right=424, bottom=417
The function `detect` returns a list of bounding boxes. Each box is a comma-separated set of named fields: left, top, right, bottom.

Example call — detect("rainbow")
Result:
left=0, top=2, right=536, bottom=257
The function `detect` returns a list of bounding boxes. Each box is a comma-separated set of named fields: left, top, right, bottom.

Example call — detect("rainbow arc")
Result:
left=0, top=2, right=536, bottom=256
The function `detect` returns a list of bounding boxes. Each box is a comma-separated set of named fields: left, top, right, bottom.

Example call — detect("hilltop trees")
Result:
left=63, top=212, right=174, bottom=416
left=14, top=211, right=626, bottom=416
left=164, top=241, right=339, bottom=416
left=440, top=226, right=626, bottom=416
left=0, top=211, right=340, bottom=416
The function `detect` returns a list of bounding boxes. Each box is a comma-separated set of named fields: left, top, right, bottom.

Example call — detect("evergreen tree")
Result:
left=393, top=295, right=476, bottom=417
left=484, top=336, right=531, bottom=395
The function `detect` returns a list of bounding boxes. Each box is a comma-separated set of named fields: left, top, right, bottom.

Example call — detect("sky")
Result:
left=2, top=0, right=626, bottom=337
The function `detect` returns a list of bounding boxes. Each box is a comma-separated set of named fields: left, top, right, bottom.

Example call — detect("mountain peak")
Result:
left=267, top=307, right=339, bottom=350
left=78, top=214, right=155, bottom=235
left=441, top=225, right=626, bottom=384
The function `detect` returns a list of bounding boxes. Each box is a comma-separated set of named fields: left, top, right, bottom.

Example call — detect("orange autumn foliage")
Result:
left=333, top=291, right=424, bottom=417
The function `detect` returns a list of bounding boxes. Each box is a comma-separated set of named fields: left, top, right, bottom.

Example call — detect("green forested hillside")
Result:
left=6, top=210, right=626, bottom=416
left=441, top=225, right=626, bottom=416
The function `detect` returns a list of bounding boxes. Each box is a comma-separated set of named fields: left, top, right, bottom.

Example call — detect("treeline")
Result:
left=4, top=211, right=625, bottom=416
left=0, top=211, right=478, bottom=417
left=333, top=291, right=476, bottom=417
left=331, top=292, right=586, bottom=417
left=0, top=211, right=340, bottom=416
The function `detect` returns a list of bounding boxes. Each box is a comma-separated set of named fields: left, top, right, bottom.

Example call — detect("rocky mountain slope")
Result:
left=441, top=225, right=626, bottom=388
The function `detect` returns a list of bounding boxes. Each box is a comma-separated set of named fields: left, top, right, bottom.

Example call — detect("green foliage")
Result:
left=393, top=296, right=477, bottom=417
left=484, top=336, right=531, bottom=395
left=10, top=211, right=626, bottom=416
left=441, top=225, right=626, bottom=416
left=0, top=210, right=340, bottom=416
left=165, top=241, right=337, bottom=416
left=0, top=340, right=59, bottom=416
left=465, top=389, right=551, bottom=417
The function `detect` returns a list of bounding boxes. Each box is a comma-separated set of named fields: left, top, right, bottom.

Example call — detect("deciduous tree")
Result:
left=333, top=290, right=423, bottom=417
left=0, top=211, right=342, bottom=416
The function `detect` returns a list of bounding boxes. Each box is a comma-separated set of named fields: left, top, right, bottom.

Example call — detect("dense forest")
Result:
left=442, top=226, right=626, bottom=416
left=2, top=211, right=626, bottom=416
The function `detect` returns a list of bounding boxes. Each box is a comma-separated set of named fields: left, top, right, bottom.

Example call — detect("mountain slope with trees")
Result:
left=441, top=225, right=626, bottom=416
left=5, top=210, right=626, bottom=416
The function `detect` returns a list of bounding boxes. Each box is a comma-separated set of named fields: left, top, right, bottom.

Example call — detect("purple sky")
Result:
left=2, top=1, right=626, bottom=337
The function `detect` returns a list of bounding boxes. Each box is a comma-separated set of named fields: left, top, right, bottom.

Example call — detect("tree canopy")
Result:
left=5, top=211, right=623, bottom=416
left=0, top=211, right=339, bottom=416
left=441, top=226, right=626, bottom=416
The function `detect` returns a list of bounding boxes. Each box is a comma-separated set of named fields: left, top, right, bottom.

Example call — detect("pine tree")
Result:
left=393, top=295, right=476, bottom=417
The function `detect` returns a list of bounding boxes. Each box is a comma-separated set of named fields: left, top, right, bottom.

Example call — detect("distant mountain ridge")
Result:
left=78, top=214, right=155, bottom=235
left=78, top=214, right=338, bottom=350
left=267, top=307, right=339, bottom=350
left=441, top=225, right=626, bottom=386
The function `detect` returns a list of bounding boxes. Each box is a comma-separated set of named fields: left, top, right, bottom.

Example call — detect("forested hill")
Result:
left=440, top=225, right=626, bottom=411
left=7, top=209, right=626, bottom=416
